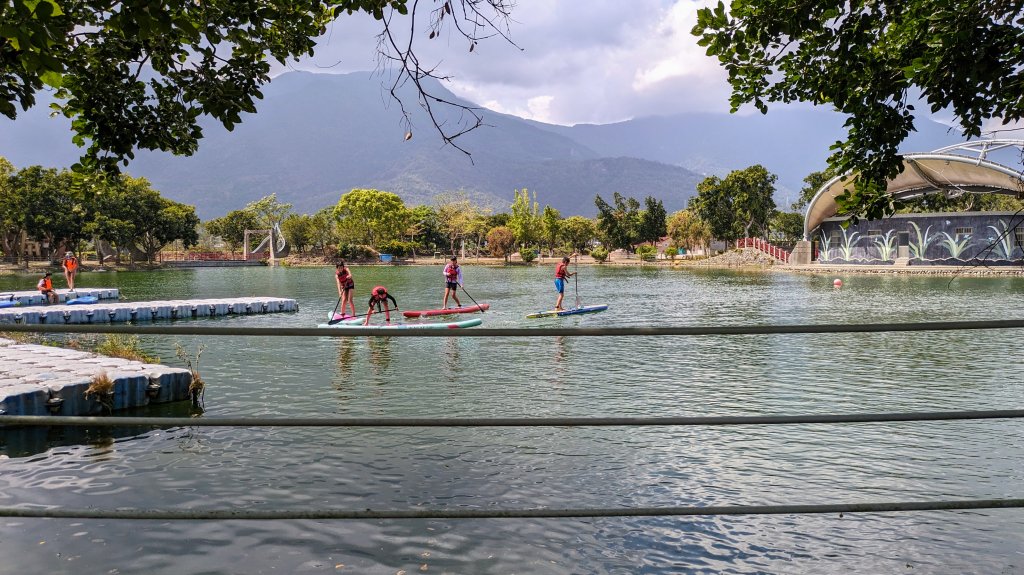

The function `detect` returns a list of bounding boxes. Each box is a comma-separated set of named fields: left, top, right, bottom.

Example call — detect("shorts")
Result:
left=446, top=281, right=459, bottom=290
left=343, top=281, right=354, bottom=292
left=554, top=278, right=565, bottom=293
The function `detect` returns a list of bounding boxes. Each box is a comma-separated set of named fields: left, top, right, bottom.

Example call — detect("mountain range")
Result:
left=0, top=71, right=965, bottom=219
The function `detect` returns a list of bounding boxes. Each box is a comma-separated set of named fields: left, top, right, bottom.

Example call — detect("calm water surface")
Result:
left=1, top=264, right=1023, bottom=574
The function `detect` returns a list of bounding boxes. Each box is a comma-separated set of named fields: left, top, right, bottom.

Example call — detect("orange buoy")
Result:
left=833, top=278, right=843, bottom=288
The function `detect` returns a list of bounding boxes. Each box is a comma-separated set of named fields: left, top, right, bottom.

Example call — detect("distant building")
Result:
left=799, top=140, right=1024, bottom=266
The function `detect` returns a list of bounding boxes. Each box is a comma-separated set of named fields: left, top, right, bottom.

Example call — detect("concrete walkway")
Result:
left=0, top=296, right=298, bottom=324
left=2, top=288, right=120, bottom=306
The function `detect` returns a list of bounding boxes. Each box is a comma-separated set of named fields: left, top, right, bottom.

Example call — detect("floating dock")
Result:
left=2, top=288, right=120, bottom=307
left=0, top=297, right=298, bottom=324
left=0, top=337, right=193, bottom=416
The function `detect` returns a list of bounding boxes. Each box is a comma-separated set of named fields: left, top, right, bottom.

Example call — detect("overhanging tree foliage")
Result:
left=693, top=1, right=1024, bottom=222
left=2, top=0, right=516, bottom=172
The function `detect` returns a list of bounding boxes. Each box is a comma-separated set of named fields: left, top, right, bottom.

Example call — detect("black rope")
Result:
left=3, top=318, right=1024, bottom=337
left=1, top=498, right=1021, bottom=521
left=3, top=409, right=1023, bottom=428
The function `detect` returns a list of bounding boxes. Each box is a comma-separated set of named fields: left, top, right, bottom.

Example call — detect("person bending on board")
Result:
left=37, top=271, right=58, bottom=304
left=442, top=256, right=462, bottom=309
left=335, top=261, right=356, bottom=318
left=553, top=256, right=576, bottom=311
left=62, top=251, right=79, bottom=290
left=364, top=285, right=398, bottom=325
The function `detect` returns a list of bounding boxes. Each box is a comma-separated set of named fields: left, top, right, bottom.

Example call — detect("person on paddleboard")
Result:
left=554, top=256, right=576, bottom=311
left=335, top=261, right=356, bottom=318
left=364, top=285, right=398, bottom=325
left=442, top=256, right=463, bottom=309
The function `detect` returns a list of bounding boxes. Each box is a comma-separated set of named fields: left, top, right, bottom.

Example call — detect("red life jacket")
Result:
left=445, top=263, right=459, bottom=280
left=371, top=285, right=388, bottom=300
left=555, top=262, right=568, bottom=279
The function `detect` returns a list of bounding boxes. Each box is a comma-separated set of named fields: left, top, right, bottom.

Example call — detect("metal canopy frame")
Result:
left=803, top=140, right=1024, bottom=240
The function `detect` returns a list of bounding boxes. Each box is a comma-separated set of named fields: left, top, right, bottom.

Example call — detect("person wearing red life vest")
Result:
left=62, top=251, right=79, bottom=290
left=364, top=285, right=398, bottom=325
left=335, top=261, right=356, bottom=318
left=442, top=256, right=463, bottom=309
left=37, top=271, right=58, bottom=304
left=553, top=256, right=576, bottom=311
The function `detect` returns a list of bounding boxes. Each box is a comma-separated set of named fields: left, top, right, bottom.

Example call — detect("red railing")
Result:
left=737, top=238, right=791, bottom=263
left=158, top=251, right=262, bottom=262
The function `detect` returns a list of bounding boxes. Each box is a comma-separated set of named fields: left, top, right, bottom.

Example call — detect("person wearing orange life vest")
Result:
left=37, top=271, right=58, bottom=304
left=62, top=251, right=79, bottom=290
left=442, top=256, right=463, bottom=309
left=553, top=256, right=576, bottom=311
left=364, top=285, right=398, bottom=325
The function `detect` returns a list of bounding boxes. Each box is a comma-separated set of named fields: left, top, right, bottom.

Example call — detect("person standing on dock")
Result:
left=442, top=256, right=462, bottom=309
left=365, top=285, right=398, bottom=325
left=335, top=261, right=356, bottom=318
left=62, top=251, right=79, bottom=290
left=37, top=272, right=58, bottom=304
left=553, top=256, right=576, bottom=311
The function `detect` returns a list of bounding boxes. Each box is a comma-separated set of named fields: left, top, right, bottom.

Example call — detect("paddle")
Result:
left=326, top=297, right=344, bottom=325
left=458, top=283, right=484, bottom=312
left=574, top=253, right=582, bottom=309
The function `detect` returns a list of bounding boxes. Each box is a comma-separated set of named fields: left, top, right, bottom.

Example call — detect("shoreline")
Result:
left=4, top=256, right=1024, bottom=277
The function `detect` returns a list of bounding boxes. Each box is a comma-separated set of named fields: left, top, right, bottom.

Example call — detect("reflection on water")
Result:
left=1, top=266, right=1023, bottom=573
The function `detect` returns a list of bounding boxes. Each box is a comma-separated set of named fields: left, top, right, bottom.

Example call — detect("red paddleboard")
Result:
left=402, top=304, right=489, bottom=318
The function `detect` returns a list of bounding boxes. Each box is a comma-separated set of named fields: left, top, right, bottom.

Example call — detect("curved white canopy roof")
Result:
left=803, top=140, right=1024, bottom=239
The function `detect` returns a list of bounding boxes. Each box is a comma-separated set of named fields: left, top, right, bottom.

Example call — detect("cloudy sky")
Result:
left=282, top=0, right=732, bottom=126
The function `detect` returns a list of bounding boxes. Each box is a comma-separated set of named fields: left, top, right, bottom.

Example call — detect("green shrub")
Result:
left=590, top=246, right=609, bottom=263
left=637, top=245, right=658, bottom=261
left=377, top=240, right=417, bottom=258
left=520, top=248, right=537, bottom=263
left=335, top=244, right=377, bottom=260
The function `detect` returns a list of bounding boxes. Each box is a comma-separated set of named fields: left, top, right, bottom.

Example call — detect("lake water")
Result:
left=1, top=264, right=1023, bottom=574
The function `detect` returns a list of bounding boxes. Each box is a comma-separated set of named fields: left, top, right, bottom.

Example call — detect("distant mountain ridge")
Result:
left=0, top=71, right=965, bottom=218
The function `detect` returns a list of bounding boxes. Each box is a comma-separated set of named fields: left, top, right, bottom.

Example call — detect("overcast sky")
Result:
left=282, top=0, right=732, bottom=126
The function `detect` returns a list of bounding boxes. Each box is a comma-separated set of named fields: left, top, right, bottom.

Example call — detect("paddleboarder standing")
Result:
left=335, top=261, right=356, bottom=318
left=442, top=256, right=462, bottom=309
left=553, top=256, right=576, bottom=311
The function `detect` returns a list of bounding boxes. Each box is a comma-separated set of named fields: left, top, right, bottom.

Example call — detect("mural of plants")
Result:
left=908, top=222, right=936, bottom=260
left=873, top=230, right=897, bottom=261
left=819, top=232, right=832, bottom=261
left=986, top=220, right=1017, bottom=260
left=940, top=232, right=972, bottom=259
left=839, top=227, right=860, bottom=261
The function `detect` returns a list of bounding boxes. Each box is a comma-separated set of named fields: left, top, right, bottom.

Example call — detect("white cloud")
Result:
left=287, top=0, right=732, bottom=125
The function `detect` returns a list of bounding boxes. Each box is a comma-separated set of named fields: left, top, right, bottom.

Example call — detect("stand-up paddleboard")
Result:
left=327, top=312, right=359, bottom=323
left=526, top=304, right=608, bottom=318
left=65, top=295, right=99, bottom=305
left=402, top=304, right=489, bottom=318
left=318, top=317, right=483, bottom=329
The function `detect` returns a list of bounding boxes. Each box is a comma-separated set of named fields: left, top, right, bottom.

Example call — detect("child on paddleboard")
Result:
left=364, top=285, right=398, bottom=325
left=442, top=256, right=462, bottom=309
left=335, top=261, right=355, bottom=318
left=554, top=256, right=576, bottom=311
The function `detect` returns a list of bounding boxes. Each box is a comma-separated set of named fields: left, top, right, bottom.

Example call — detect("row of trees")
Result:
left=0, top=158, right=200, bottom=264
left=203, top=188, right=673, bottom=262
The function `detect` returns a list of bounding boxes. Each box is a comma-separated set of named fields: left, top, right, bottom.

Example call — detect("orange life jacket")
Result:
left=39, top=277, right=52, bottom=291
left=64, top=257, right=78, bottom=272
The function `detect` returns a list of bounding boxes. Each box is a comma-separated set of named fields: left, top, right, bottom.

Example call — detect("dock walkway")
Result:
left=0, top=338, right=192, bottom=416
left=2, top=288, right=120, bottom=306
left=0, top=296, right=298, bottom=324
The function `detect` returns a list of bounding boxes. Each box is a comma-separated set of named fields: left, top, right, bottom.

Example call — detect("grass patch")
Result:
left=95, top=334, right=159, bottom=363
left=84, top=371, right=115, bottom=413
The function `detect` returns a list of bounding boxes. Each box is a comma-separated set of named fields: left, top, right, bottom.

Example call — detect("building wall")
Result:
left=815, top=212, right=1024, bottom=265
